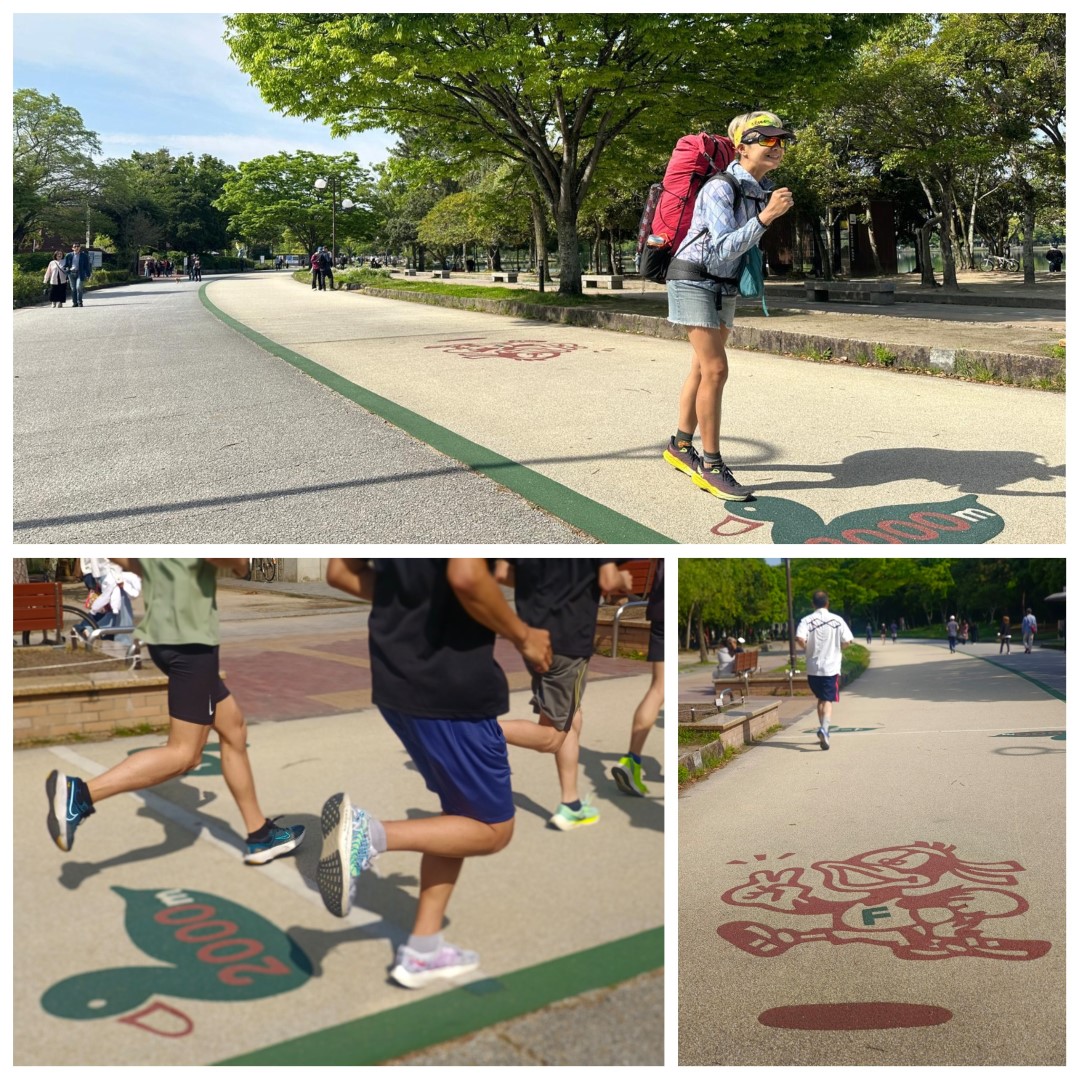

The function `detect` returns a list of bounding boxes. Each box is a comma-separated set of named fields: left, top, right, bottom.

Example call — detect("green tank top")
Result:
left=137, top=558, right=220, bottom=645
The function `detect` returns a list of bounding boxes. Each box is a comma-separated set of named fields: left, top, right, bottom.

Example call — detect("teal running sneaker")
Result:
left=244, top=819, right=305, bottom=865
left=46, top=770, right=95, bottom=851
left=611, top=755, right=649, bottom=797
left=548, top=801, right=600, bottom=831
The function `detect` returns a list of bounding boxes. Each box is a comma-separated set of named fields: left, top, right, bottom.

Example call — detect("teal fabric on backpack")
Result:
left=739, top=247, right=768, bottom=315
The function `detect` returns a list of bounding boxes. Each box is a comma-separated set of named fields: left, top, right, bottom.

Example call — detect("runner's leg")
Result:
left=87, top=717, right=211, bottom=803
left=213, top=693, right=266, bottom=835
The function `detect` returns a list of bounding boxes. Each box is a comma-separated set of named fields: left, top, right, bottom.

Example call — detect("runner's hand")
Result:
left=520, top=626, right=552, bottom=673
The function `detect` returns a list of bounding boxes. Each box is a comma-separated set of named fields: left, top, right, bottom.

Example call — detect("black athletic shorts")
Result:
left=647, top=621, right=664, bottom=663
left=147, top=643, right=230, bottom=725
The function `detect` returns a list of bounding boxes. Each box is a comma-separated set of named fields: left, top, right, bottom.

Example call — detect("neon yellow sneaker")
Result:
left=548, top=802, right=600, bottom=830
left=611, top=755, right=648, bottom=797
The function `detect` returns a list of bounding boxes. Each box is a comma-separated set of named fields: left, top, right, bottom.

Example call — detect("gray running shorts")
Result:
left=529, top=654, right=589, bottom=731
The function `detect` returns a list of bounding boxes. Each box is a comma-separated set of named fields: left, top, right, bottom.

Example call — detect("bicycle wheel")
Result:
left=62, top=605, right=100, bottom=641
left=1006, top=258, right=1020, bottom=272
left=980, top=257, right=995, bottom=272
left=260, top=559, right=277, bottom=582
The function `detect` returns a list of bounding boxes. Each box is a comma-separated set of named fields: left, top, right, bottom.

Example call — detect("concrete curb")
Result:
left=350, top=285, right=1063, bottom=390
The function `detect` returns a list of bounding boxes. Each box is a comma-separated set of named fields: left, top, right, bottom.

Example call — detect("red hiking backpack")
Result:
left=635, top=132, right=736, bottom=284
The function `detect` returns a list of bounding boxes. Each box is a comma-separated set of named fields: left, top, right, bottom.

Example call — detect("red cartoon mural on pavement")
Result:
left=717, top=842, right=1050, bottom=962
left=425, top=339, right=582, bottom=362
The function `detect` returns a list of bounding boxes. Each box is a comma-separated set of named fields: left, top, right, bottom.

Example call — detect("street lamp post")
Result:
left=313, top=176, right=355, bottom=264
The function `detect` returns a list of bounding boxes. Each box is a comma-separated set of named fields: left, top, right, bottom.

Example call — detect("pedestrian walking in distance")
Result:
left=1021, top=609, right=1037, bottom=654
left=796, top=590, right=853, bottom=751
left=320, top=558, right=552, bottom=989
left=46, top=558, right=305, bottom=865
left=43, top=250, right=69, bottom=307
left=947, top=615, right=959, bottom=653
left=999, top=615, right=1012, bottom=654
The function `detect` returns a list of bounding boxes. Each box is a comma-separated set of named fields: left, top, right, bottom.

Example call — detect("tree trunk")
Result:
left=863, top=203, right=882, bottom=276
left=937, top=176, right=959, bottom=291
left=529, top=194, right=548, bottom=293
left=489, top=244, right=501, bottom=272
left=697, top=608, right=709, bottom=664
left=554, top=204, right=582, bottom=295
left=14, top=558, right=29, bottom=584
left=1020, top=181, right=1037, bottom=285
left=917, top=216, right=940, bottom=288
left=684, top=602, right=695, bottom=650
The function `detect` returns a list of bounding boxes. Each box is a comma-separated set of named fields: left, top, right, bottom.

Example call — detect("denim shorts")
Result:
left=667, top=279, right=736, bottom=330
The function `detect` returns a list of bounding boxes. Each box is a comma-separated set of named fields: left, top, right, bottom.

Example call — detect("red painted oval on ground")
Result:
left=759, top=1002, right=953, bottom=1031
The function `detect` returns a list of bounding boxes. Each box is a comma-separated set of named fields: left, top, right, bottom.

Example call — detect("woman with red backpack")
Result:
left=663, top=110, right=796, bottom=501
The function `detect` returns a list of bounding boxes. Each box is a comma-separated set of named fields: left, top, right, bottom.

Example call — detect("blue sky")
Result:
left=12, top=13, right=393, bottom=167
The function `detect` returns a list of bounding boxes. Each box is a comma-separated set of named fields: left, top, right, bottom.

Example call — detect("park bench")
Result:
left=732, top=649, right=760, bottom=695
left=582, top=274, right=623, bottom=289
left=402, top=268, right=417, bottom=276
left=14, top=581, right=64, bottom=645
left=804, top=279, right=895, bottom=305
left=431, top=270, right=451, bottom=279
left=491, top=272, right=518, bottom=283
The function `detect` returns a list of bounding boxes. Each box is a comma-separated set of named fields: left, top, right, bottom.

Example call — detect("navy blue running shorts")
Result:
left=807, top=673, right=840, bottom=703
left=147, top=643, right=229, bottom=725
left=379, top=708, right=514, bottom=824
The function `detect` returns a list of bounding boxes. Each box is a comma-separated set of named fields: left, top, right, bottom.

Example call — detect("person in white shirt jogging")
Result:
left=1021, top=609, right=1038, bottom=654
left=796, top=591, right=853, bottom=751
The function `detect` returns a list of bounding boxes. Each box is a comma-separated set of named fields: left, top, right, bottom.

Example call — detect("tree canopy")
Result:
left=223, top=13, right=888, bottom=292
left=214, top=151, right=374, bottom=255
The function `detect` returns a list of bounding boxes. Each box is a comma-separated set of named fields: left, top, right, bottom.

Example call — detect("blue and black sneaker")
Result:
left=817, top=727, right=831, bottom=751
left=46, top=770, right=95, bottom=851
left=244, top=819, right=305, bottom=865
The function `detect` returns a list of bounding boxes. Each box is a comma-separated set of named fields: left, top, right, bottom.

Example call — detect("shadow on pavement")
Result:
left=754, top=447, right=1064, bottom=496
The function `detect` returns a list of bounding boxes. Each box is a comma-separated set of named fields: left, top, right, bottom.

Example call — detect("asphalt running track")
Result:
left=679, top=639, right=1064, bottom=1066
left=15, top=675, right=663, bottom=1065
left=11, top=272, right=1066, bottom=543
left=199, top=275, right=1065, bottom=544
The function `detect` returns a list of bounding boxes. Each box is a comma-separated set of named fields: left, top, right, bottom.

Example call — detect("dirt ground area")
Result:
left=474, top=268, right=1066, bottom=357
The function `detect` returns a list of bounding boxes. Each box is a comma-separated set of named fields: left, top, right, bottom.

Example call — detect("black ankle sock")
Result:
left=675, top=429, right=694, bottom=446
left=564, top=799, right=583, bottom=812
left=704, top=451, right=723, bottom=466
left=247, top=819, right=273, bottom=842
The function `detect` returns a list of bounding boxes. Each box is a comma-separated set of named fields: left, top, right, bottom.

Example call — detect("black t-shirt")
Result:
left=510, top=559, right=609, bottom=658
left=368, top=559, right=509, bottom=718
left=646, top=560, right=664, bottom=625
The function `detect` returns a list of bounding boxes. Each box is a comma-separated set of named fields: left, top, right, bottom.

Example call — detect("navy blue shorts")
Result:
left=147, top=643, right=229, bottom=725
left=807, top=673, right=840, bottom=703
left=379, top=708, right=514, bottom=824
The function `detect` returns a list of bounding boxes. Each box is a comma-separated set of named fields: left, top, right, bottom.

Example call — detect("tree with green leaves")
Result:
left=224, top=13, right=888, bottom=294
left=13, top=89, right=100, bottom=250
left=214, top=151, right=374, bottom=256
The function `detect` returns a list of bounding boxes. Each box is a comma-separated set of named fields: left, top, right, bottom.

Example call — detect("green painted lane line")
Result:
left=215, top=927, right=662, bottom=1066
left=199, top=285, right=672, bottom=543
left=970, top=654, right=1066, bottom=702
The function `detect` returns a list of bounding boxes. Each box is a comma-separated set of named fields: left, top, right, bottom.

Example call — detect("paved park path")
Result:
left=13, top=272, right=1065, bottom=543
left=678, top=639, right=1064, bottom=1066
left=15, top=589, right=664, bottom=1065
